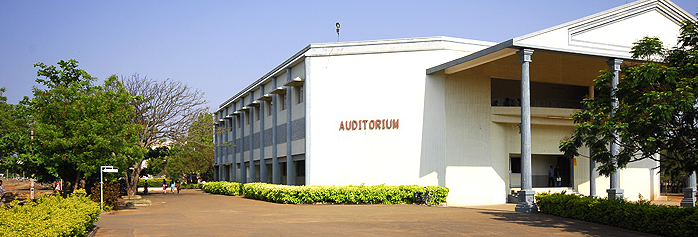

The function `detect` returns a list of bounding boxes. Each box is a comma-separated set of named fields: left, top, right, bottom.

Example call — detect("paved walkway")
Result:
left=95, top=189, right=656, bottom=236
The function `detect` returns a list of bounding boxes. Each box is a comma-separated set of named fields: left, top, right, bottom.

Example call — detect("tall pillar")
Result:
left=681, top=171, right=697, bottom=207
left=231, top=115, right=237, bottom=182
left=240, top=105, right=247, bottom=183
left=589, top=147, right=596, bottom=197
left=515, top=48, right=537, bottom=213
left=214, top=122, right=219, bottom=181
left=607, top=59, right=624, bottom=199
left=249, top=105, right=256, bottom=182
left=259, top=94, right=267, bottom=183
left=272, top=78, right=281, bottom=184
left=286, top=68, right=296, bottom=185
left=224, top=119, right=229, bottom=181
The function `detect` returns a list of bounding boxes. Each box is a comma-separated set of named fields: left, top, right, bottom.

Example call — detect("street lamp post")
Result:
left=100, top=166, right=118, bottom=211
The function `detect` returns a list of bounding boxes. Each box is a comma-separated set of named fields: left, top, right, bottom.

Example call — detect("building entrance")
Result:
left=509, top=154, right=572, bottom=188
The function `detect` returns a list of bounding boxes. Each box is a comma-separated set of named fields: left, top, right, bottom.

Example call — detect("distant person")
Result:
left=504, top=98, right=511, bottom=106
left=54, top=181, right=61, bottom=193
left=548, top=165, right=554, bottom=187
left=0, top=180, right=6, bottom=205
left=554, top=165, right=562, bottom=187
left=143, top=180, right=149, bottom=195
left=170, top=180, right=176, bottom=193
left=175, top=180, right=181, bottom=194
left=162, top=179, right=167, bottom=194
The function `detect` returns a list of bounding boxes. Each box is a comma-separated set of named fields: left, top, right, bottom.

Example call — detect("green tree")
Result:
left=0, top=87, right=32, bottom=177
left=165, top=112, right=214, bottom=183
left=560, top=19, right=698, bottom=194
left=118, top=75, right=206, bottom=196
left=4, top=60, right=145, bottom=192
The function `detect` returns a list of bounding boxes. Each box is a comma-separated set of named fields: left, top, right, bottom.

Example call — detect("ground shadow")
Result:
left=475, top=210, right=655, bottom=236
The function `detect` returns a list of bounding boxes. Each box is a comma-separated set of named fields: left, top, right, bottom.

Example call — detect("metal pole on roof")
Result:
left=336, top=22, right=340, bottom=42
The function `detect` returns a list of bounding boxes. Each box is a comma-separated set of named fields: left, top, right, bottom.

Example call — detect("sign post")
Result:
left=100, top=166, right=118, bottom=211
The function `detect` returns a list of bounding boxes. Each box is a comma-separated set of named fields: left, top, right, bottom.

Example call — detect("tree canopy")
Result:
left=165, top=112, right=214, bottom=182
left=1, top=60, right=144, bottom=191
left=560, top=19, right=698, bottom=176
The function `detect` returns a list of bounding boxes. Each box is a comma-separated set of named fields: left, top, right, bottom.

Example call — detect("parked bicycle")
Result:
left=413, top=188, right=435, bottom=206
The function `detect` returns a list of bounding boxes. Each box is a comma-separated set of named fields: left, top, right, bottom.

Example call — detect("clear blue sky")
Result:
left=1, top=0, right=697, bottom=110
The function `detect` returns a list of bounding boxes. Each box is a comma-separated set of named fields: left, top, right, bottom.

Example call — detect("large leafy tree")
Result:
left=560, top=19, right=698, bottom=183
left=0, top=87, right=32, bottom=176
left=166, top=112, right=214, bottom=183
left=118, top=75, right=206, bottom=196
left=4, top=60, right=144, bottom=192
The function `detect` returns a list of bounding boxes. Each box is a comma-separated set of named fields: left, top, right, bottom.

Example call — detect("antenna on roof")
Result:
left=336, top=22, right=341, bottom=42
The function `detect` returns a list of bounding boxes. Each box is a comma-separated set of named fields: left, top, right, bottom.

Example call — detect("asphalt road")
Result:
left=94, top=189, right=656, bottom=237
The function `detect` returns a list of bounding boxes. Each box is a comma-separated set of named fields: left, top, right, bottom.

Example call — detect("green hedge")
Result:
left=138, top=178, right=172, bottom=187
left=180, top=183, right=202, bottom=189
left=537, top=193, right=698, bottom=237
left=202, top=181, right=244, bottom=195
left=0, top=193, right=101, bottom=237
left=202, top=182, right=448, bottom=205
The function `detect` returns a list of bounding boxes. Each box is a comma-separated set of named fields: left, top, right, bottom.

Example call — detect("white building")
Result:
left=213, top=0, right=696, bottom=207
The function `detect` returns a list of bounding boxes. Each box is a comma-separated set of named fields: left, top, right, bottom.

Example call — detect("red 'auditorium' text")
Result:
left=339, top=119, right=399, bottom=131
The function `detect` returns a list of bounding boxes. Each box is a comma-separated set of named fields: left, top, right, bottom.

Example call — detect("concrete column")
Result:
left=286, top=68, right=296, bottom=185
left=231, top=115, right=237, bottom=182
left=259, top=90, right=267, bottom=183
left=515, top=48, right=537, bottom=213
left=240, top=106, right=247, bottom=183
left=607, top=59, right=624, bottom=199
left=681, top=171, right=697, bottom=207
left=272, top=78, right=281, bottom=184
left=223, top=119, right=229, bottom=181
left=589, top=147, right=596, bottom=197
left=249, top=105, right=256, bottom=182
left=214, top=123, right=220, bottom=181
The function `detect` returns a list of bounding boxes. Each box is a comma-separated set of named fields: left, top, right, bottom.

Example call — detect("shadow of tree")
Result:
left=475, top=210, right=656, bottom=236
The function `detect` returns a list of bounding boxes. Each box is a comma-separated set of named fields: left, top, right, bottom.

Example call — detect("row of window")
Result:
left=218, top=85, right=304, bottom=130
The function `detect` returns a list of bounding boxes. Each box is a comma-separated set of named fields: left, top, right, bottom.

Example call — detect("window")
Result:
left=278, top=94, right=286, bottom=111
left=255, top=107, right=260, bottom=121
left=510, top=157, right=521, bottom=173
left=267, top=101, right=272, bottom=116
left=297, top=86, right=304, bottom=104
left=246, top=111, right=250, bottom=125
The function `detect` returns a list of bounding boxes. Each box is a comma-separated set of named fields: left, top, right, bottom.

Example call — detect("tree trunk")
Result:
left=72, top=170, right=81, bottom=193
left=127, top=160, right=143, bottom=197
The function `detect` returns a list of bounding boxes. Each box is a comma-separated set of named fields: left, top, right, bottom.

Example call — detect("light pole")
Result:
left=100, top=166, right=118, bottom=211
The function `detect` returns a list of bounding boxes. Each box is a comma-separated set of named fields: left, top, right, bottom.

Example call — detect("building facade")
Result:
left=214, top=0, right=696, bottom=207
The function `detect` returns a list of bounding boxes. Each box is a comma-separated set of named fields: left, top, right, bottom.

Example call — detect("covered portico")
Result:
left=426, top=0, right=692, bottom=210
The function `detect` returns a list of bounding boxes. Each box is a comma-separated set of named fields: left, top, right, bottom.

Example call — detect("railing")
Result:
left=491, top=97, right=582, bottom=109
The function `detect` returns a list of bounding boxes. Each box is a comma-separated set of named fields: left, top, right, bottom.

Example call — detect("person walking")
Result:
left=554, top=165, right=562, bottom=187
left=143, top=180, right=149, bottom=195
left=175, top=180, right=181, bottom=194
left=162, top=179, right=167, bottom=194
left=170, top=180, right=176, bottom=194
left=548, top=165, right=555, bottom=187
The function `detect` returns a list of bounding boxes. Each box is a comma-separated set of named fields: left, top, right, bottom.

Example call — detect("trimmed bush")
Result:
left=138, top=178, right=172, bottom=188
left=202, top=181, right=244, bottom=195
left=202, top=182, right=448, bottom=205
left=0, top=193, right=101, bottom=237
left=536, top=193, right=698, bottom=237
left=180, top=183, right=202, bottom=189
left=90, top=182, right=120, bottom=208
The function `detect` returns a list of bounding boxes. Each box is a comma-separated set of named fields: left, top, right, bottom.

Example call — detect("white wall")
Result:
left=305, top=39, right=483, bottom=187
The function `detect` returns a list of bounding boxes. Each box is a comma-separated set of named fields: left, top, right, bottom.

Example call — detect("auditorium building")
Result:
left=213, top=0, right=696, bottom=207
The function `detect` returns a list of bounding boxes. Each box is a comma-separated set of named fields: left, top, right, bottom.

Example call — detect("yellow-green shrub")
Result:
left=0, top=193, right=100, bottom=237
left=202, top=182, right=449, bottom=205
left=537, top=193, right=698, bottom=237
left=201, top=181, right=243, bottom=195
